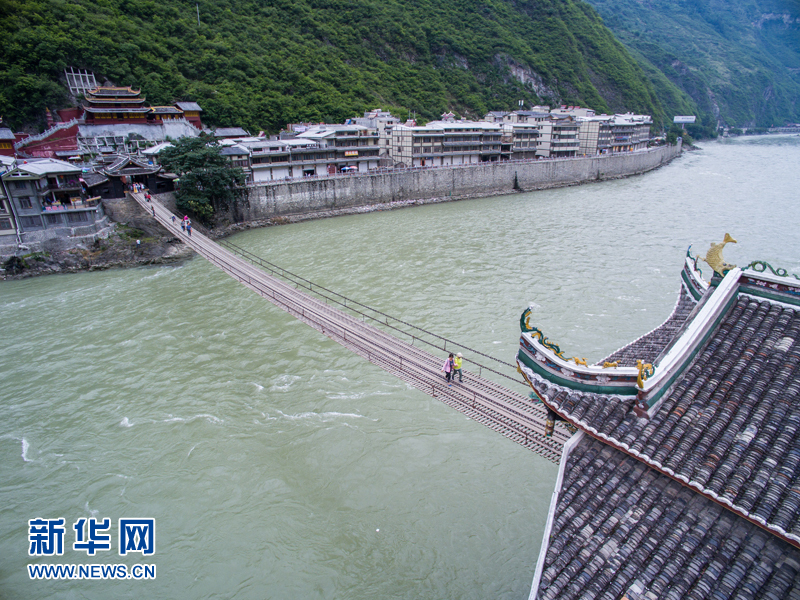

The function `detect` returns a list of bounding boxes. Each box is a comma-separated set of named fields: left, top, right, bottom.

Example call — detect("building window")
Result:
left=19, top=197, right=32, bottom=209
left=45, top=214, right=63, bottom=226
left=13, top=181, right=27, bottom=190
left=20, top=216, right=41, bottom=228
left=67, top=211, right=89, bottom=223
left=0, top=217, right=12, bottom=230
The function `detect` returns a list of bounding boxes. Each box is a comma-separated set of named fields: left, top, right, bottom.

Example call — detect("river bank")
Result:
left=3, top=144, right=682, bottom=279
left=2, top=196, right=193, bottom=280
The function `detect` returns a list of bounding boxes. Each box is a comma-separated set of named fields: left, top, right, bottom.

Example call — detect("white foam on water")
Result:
left=84, top=501, right=99, bottom=519
left=327, top=391, right=367, bottom=401
left=270, top=374, right=301, bottom=392
left=276, top=410, right=370, bottom=422
left=164, top=414, right=223, bottom=425
left=21, top=438, right=30, bottom=462
left=119, top=417, right=133, bottom=427
left=251, top=383, right=264, bottom=391
left=140, top=269, right=169, bottom=281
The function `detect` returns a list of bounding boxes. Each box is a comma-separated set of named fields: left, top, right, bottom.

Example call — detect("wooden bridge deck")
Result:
left=137, top=194, right=570, bottom=462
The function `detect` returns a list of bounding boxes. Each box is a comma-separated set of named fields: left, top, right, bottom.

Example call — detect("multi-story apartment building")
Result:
left=576, top=116, right=609, bottom=156
left=2, top=159, right=106, bottom=233
left=296, top=125, right=381, bottom=173
left=242, top=137, right=326, bottom=182
left=549, top=115, right=580, bottom=158
left=499, top=111, right=553, bottom=159
left=485, top=107, right=651, bottom=158
left=240, top=125, right=380, bottom=182
left=351, top=110, right=401, bottom=162
left=607, top=113, right=652, bottom=153
left=389, top=120, right=503, bottom=167
left=575, top=113, right=652, bottom=155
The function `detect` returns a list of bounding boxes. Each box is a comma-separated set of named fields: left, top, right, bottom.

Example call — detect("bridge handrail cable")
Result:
left=218, top=239, right=527, bottom=388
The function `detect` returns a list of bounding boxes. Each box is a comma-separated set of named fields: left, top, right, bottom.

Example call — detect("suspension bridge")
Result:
left=134, top=193, right=570, bottom=462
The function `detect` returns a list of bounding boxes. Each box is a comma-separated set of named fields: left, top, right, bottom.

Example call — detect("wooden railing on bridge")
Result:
left=133, top=193, right=571, bottom=462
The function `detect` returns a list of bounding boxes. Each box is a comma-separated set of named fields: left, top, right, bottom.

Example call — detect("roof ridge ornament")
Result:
left=520, top=308, right=588, bottom=364
left=635, top=359, right=655, bottom=389
left=698, top=233, right=737, bottom=276
left=743, top=260, right=800, bottom=280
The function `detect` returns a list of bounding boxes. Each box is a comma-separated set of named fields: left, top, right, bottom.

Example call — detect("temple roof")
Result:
left=80, top=172, right=109, bottom=187
left=175, top=101, right=203, bottom=112
left=83, top=107, right=150, bottom=115
left=535, top=435, right=800, bottom=600
left=102, top=155, right=161, bottom=176
left=149, top=106, right=183, bottom=115
left=86, top=86, right=142, bottom=97
left=520, top=242, right=800, bottom=599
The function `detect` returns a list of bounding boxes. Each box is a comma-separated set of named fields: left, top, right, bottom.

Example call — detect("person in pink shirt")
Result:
left=441, top=353, right=454, bottom=384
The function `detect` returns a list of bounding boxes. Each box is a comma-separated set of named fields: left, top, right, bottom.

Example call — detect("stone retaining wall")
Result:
left=240, top=143, right=681, bottom=221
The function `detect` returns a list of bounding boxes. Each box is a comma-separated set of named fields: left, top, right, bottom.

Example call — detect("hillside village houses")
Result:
left=0, top=71, right=655, bottom=253
left=214, top=108, right=652, bottom=180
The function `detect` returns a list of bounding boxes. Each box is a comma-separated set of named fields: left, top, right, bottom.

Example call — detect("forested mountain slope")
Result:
left=0, top=0, right=687, bottom=132
left=585, top=0, right=800, bottom=130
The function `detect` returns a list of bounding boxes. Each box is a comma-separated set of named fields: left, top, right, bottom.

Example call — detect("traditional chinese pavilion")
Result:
left=518, top=236, right=800, bottom=599
left=82, top=86, right=151, bottom=125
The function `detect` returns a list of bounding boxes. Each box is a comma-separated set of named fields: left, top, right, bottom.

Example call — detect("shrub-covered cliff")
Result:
left=0, top=0, right=680, bottom=132
left=585, top=0, right=800, bottom=130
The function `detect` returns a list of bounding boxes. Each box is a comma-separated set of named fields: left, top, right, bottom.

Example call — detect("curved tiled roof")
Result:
left=536, top=436, right=800, bottom=600
left=523, top=260, right=800, bottom=599
left=528, top=293, right=800, bottom=544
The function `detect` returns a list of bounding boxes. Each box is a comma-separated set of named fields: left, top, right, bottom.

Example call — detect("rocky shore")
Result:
left=2, top=194, right=194, bottom=280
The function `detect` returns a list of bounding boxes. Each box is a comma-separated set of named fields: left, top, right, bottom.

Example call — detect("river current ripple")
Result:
left=1, top=135, right=799, bottom=599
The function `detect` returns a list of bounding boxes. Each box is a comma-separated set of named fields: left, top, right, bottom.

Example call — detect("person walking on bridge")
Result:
left=452, top=352, right=463, bottom=383
left=441, top=353, right=454, bottom=385
left=186, top=221, right=192, bottom=237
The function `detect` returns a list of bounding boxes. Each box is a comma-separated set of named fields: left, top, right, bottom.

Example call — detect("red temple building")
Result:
left=82, top=86, right=151, bottom=125
left=13, top=84, right=206, bottom=158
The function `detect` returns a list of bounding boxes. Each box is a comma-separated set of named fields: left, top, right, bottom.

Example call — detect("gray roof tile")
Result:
left=529, top=264, right=800, bottom=599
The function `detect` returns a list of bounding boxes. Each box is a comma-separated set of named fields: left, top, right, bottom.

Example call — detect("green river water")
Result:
left=2, top=135, right=799, bottom=599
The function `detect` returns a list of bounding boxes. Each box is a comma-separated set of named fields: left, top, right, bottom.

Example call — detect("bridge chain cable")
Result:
left=218, top=239, right=528, bottom=388
left=131, top=193, right=570, bottom=461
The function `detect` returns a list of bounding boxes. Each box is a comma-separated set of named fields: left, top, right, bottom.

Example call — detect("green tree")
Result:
left=159, top=134, right=246, bottom=225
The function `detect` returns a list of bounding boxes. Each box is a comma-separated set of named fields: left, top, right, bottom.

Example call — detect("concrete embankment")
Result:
left=3, top=144, right=681, bottom=277
left=236, top=143, right=682, bottom=224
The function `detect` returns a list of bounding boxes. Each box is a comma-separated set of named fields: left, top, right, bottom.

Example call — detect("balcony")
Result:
left=42, top=178, right=82, bottom=192
left=41, top=198, right=100, bottom=212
